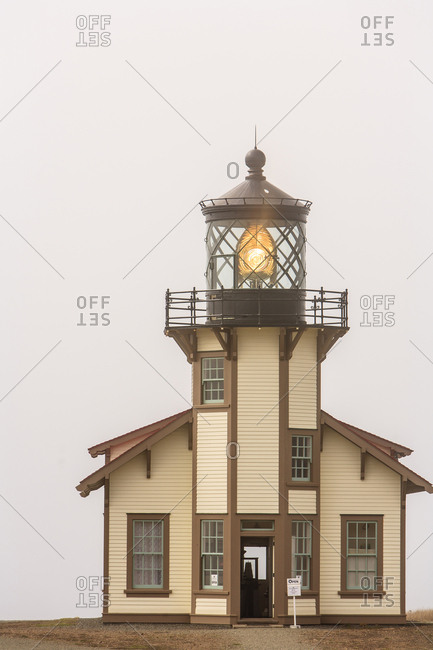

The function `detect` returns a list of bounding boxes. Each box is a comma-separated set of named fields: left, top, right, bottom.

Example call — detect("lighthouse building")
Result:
left=77, top=149, right=432, bottom=625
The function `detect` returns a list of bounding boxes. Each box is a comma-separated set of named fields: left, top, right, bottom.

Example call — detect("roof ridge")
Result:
left=321, top=410, right=413, bottom=455
left=88, top=408, right=192, bottom=456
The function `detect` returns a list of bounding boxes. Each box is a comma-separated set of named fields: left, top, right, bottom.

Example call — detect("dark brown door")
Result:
left=240, top=537, right=273, bottom=619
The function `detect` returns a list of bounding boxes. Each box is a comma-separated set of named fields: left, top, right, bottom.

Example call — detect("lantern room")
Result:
left=202, top=148, right=309, bottom=292
left=165, top=148, right=348, bottom=330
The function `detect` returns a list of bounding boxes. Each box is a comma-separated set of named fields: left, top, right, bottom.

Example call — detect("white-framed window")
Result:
left=291, top=435, right=312, bottom=481
left=126, top=514, right=170, bottom=593
left=201, top=520, right=223, bottom=589
left=291, top=520, right=312, bottom=590
left=346, top=520, right=377, bottom=589
left=202, top=357, right=224, bottom=403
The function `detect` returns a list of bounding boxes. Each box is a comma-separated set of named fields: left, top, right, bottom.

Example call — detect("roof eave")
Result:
left=322, top=412, right=433, bottom=495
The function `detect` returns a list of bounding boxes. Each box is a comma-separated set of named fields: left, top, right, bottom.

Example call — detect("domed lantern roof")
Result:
left=200, top=148, right=311, bottom=224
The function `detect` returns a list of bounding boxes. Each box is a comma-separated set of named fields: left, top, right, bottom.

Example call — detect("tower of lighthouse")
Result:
left=165, top=148, right=348, bottom=623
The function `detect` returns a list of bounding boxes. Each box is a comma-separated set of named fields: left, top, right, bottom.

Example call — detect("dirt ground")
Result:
left=0, top=618, right=432, bottom=650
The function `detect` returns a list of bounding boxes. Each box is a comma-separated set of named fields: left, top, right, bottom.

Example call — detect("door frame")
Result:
left=240, top=535, right=274, bottom=619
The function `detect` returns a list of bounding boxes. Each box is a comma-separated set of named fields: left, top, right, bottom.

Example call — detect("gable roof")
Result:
left=322, top=412, right=433, bottom=494
left=87, top=409, right=192, bottom=458
left=322, top=411, right=413, bottom=459
left=76, top=408, right=432, bottom=498
left=76, top=409, right=192, bottom=497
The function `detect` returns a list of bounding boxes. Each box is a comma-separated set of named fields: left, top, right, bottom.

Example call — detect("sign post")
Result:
left=287, top=576, right=302, bottom=629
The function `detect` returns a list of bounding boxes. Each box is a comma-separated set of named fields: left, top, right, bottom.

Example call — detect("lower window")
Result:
left=201, top=520, right=223, bottom=589
left=126, top=514, right=170, bottom=593
left=341, top=515, right=383, bottom=594
left=291, top=520, right=312, bottom=590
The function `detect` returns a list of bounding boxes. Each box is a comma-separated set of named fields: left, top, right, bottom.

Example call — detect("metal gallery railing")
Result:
left=165, top=287, right=348, bottom=329
left=200, top=197, right=312, bottom=209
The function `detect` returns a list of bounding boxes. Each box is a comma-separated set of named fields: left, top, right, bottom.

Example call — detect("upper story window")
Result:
left=202, top=357, right=224, bottom=403
left=291, top=435, right=312, bottom=481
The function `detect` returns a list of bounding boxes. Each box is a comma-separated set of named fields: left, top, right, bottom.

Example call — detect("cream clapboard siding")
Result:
left=288, top=329, right=317, bottom=429
left=237, top=328, right=279, bottom=513
left=288, top=598, right=316, bottom=616
left=288, top=489, right=317, bottom=514
left=320, top=425, right=401, bottom=614
left=197, top=329, right=223, bottom=352
left=196, top=411, right=228, bottom=513
left=108, top=426, right=192, bottom=614
left=195, top=598, right=227, bottom=615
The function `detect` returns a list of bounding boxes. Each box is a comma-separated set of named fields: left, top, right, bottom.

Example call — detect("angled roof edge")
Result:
left=322, top=411, right=433, bottom=494
left=88, top=408, right=192, bottom=457
left=76, top=410, right=192, bottom=497
left=322, top=410, right=412, bottom=457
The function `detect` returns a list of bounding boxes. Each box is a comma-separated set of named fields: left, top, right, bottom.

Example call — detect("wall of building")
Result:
left=197, top=329, right=223, bottom=352
left=196, top=411, right=228, bottom=513
left=288, top=489, right=317, bottom=515
left=320, top=425, right=401, bottom=615
left=237, top=327, right=279, bottom=513
left=288, top=329, right=318, bottom=429
left=108, top=425, right=192, bottom=614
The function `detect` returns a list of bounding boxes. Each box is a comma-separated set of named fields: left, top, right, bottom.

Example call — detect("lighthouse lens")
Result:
left=237, top=226, right=276, bottom=287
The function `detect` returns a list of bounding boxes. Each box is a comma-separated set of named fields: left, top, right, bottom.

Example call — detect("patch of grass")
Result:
left=407, top=609, right=433, bottom=623
left=34, top=618, right=80, bottom=628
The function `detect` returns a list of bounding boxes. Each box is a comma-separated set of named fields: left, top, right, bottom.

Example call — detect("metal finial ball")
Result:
left=245, top=148, right=266, bottom=171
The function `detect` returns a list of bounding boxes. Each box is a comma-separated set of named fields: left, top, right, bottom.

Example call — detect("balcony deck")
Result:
left=165, top=288, right=348, bottom=330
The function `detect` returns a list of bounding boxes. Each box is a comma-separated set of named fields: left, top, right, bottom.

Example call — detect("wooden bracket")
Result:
left=145, top=449, right=151, bottom=479
left=401, top=478, right=407, bottom=508
left=188, top=422, right=193, bottom=451
left=287, top=329, right=304, bottom=360
left=279, top=328, right=304, bottom=361
left=167, top=330, right=197, bottom=363
left=104, top=479, right=109, bottom=508
left=360, top=449, right=366, bottom=480
left=211, top=328, right=232, bottom=360
left=318, top=328, right=346, bottom=362
left=231, top=329, right=238, bottom=361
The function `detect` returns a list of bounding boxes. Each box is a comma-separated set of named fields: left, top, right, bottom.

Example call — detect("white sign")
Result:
left=287, top=577, right=301, bottom=597
left=211, top=574, right=218, bottom=586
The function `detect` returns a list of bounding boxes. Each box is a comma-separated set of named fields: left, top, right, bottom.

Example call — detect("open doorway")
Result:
left=240, top=537, right=273, bottom=619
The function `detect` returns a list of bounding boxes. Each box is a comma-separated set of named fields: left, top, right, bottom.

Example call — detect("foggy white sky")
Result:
left=0, top=0, right=432, bottom=619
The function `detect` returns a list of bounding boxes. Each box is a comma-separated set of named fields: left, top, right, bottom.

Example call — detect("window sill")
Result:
left=286, top=482, right=319, bottom=488
left=124, top=589, right=172, bottom=597
left=338, top=590, right=386, bottom=599
left=196, top=404, right=230, bottom=410
left=193, top=590, right=229, bottom=596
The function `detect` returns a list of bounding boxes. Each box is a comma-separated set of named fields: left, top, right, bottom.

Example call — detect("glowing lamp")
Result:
left=237, top=225, right=276, bottom=287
